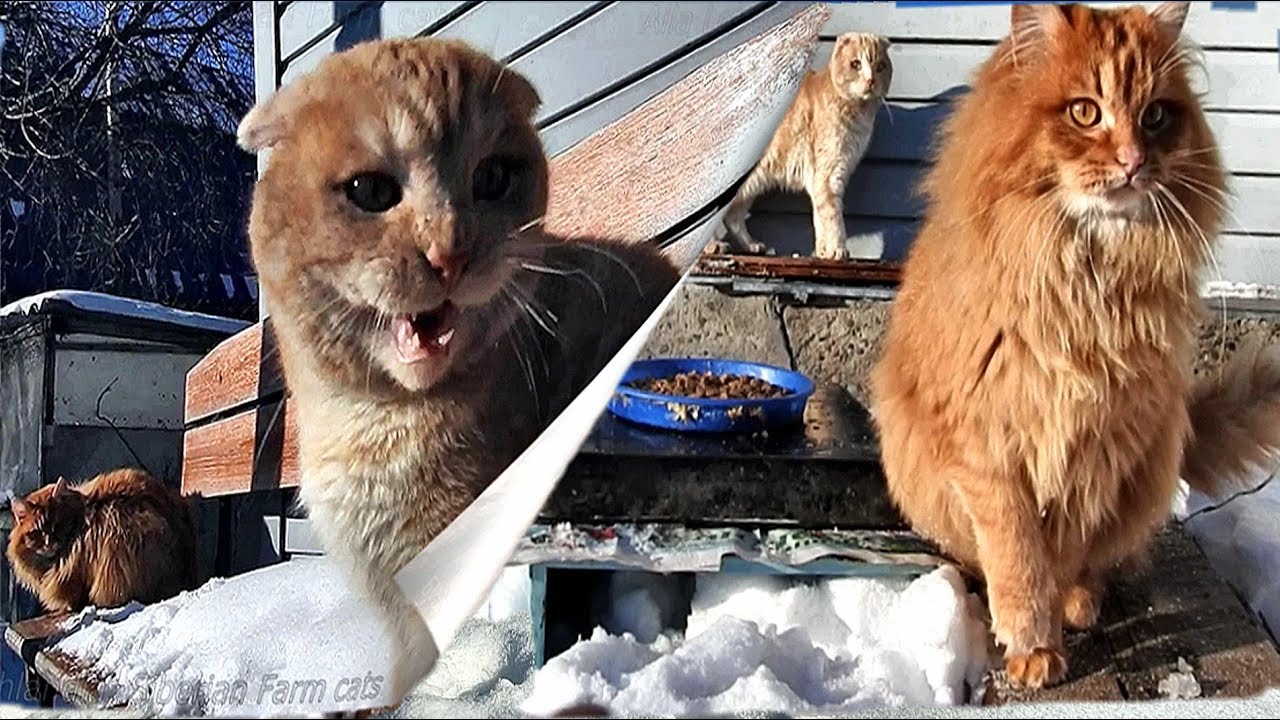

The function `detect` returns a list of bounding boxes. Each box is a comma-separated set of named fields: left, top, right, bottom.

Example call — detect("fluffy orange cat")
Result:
left=870, top=2, right=1280, bottom=690
left=236, top=38, right=681, bottom=697
left=7, top=468, right=199, bottom=613
left=709, top=31, right=891, bottom=259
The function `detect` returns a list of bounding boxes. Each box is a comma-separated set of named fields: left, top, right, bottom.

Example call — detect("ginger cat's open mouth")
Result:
left=393, top=301, right=458, bottom=363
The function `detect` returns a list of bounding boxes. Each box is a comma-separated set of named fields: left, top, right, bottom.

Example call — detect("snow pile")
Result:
left=519, top=565, right=990, bottom=717
left=1180, top=472, right=1280, bottom=643
left=49, top=553, right=988, bottom=718
left=50, top=558, right=400, bottom=717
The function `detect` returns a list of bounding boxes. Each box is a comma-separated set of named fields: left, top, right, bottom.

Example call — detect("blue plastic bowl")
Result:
left=607, top=357, right=816, bottom=433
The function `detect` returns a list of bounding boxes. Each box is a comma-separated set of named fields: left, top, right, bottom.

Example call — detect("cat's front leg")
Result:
left=952, top=468, right=1066, bottom=689
left=712, top=174, right=768, bottom=255
left=811, top=174, right=849, bottom=260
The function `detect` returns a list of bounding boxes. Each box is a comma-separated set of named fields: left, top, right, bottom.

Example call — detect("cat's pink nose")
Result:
left=1117, top=146, right=1145, bottom=179
left=426, top=246, right=470, bottom=290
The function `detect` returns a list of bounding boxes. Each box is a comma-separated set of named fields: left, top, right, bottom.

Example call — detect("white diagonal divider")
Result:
left=389, top=266, right=690, bottom=691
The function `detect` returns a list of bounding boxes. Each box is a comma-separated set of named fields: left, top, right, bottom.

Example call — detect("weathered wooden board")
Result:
left=181, top=398, right=298, bottom=498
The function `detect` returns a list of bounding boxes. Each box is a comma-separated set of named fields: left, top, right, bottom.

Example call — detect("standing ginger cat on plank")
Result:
left=236, top=37, right=681, bottom=698
left=7, top=468, right=199, bottom=613
left=708, top=31, right=891, bottom=259
left=870, top=2, right=1280, bottom=690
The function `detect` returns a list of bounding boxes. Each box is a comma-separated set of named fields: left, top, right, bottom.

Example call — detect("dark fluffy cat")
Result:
left=7, top=467, right=199, bottom=613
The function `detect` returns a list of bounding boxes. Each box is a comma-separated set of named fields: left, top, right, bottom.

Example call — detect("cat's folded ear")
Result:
left=10, top=497, right=28, bottom=523
left=52, top=476, right=76, bottom=497
left=237, top=83, right=307, bottom=154
left=493, top=65, right=541, bottom=123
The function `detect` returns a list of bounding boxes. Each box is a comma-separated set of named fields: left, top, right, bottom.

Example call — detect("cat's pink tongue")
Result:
left=394, top=302, right=457, bottom=363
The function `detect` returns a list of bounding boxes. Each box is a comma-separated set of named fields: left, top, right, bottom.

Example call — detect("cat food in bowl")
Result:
left=608, top=358, right=814, bottom=433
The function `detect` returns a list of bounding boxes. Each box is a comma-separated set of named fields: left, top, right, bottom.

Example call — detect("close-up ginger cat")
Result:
left=236, top=36, right=682, bottom=698
left=870, top=1, right=1280, bottom=691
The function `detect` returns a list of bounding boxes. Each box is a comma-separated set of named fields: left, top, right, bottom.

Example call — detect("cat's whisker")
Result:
left=502, top=282, right=564, bottom=346
left=512, top=215, right=547, bottom=236
left=566, top=242, right=645, bottom=294
left=1156, top=183, right=1222, bottom=287
left=1155, top=182, right=1230, bottom=368
left=508, top=258, right=610, bottom=314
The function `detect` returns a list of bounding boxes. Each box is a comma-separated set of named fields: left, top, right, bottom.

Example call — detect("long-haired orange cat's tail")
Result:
left=1182, top=339, right=1280, bottom=500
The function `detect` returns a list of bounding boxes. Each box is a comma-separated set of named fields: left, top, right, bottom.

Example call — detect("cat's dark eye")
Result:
left=1141, top=102, right=1170, bottom=132
left=1068, top=99, right=1101, bottom=128
left=343, top=172, right=402, bottom=213
left=851, top=59, right=862, bottom=71
left=473, top=156, right=523, bottom=203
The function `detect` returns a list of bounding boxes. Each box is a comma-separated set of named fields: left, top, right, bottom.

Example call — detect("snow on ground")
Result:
left=47, top=554, right=987, bottom=718
left=1178, top=470, right=1280, bottom=645
left=514, top=566, right=989, bottom=718
left=392, top=564, right=990, bottom=719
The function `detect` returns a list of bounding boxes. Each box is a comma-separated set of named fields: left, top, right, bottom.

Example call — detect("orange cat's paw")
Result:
left=1062, top=583, right=1100, bottom=630
left=1005, top=647, right=1067, bottom=690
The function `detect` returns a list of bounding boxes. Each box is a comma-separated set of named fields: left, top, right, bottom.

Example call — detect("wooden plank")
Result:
left=863, top=103, right=1280, bottom=176
left=278, top=0, right=342, bottom=61
left=380, top=1, right=480, bottom=40
left=429, top=1, right=602, bottom=61
left=751, top=162, right=1280, bottom=237
left=510, top=1, right=768, bottom=125
left=34, top=650, right=102, bottom=710
left=809, top=41, right=1280, bottom=112
left=822, top=1, right=1280, bottom=51
left=985, top=527, right=1280, bottom=704
left=692, top=254, right=903, bottom=284
left=539, top=2, right=815, bottom=158
left=180, top=399, right=299, bottom=498
left=183, top=323, right=282, bottom=425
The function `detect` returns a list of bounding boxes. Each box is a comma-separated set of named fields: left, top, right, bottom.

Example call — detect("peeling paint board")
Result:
left=540, top=2, right=814, bottom=157
left=51, top=348, right=204, bottom=431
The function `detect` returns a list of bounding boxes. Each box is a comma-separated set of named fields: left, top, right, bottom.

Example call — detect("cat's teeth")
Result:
left=437, top=328, right=456, bottom=346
